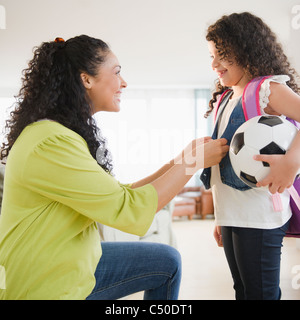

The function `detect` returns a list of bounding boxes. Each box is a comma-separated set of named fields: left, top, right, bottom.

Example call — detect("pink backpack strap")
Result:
left=242, top=76, right=280, bottom=212
left=242, top=76, right=272, bottom=120
left=288, top=186, right=300, bottom=211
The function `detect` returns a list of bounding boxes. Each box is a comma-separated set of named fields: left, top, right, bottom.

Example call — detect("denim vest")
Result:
left=200, top=92, right=252, bottom=191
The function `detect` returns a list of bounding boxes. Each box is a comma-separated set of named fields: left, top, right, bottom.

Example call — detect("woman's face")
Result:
left=82, top=51, right=127, bottom=114
left=208, top=41, right=249, bottom=90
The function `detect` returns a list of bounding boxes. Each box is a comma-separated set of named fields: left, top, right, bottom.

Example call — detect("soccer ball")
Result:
left=229, top=115, right=298, bottom=188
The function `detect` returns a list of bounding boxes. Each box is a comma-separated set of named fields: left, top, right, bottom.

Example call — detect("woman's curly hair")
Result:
left=205, top=12, right=300, bottom=117
left=1, top=35, right=113, bottom=172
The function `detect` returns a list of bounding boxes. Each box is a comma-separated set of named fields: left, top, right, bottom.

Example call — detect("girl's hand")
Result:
left=213, top=225, right=223, bottom=247
left=256, top=82, right=300, bottom=194
left=253, top=153, right=299, bottom=194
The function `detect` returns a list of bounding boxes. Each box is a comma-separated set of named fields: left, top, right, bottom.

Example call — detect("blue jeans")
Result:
left=86, top=242, right=182, bottom=300
left=221, top=221, right=289, bottom=300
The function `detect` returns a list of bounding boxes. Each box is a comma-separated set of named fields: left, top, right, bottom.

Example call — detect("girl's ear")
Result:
left=80, top=72, right=93, bottom=89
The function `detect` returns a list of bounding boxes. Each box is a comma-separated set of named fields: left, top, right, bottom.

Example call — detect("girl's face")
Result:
left=208, top=41, right=249, bottom=92
left=81, top=51, right=127, bottom=114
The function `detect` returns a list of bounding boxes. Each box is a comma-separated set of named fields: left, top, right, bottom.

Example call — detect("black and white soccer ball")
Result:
left=229, top=115, right=298, bottom=188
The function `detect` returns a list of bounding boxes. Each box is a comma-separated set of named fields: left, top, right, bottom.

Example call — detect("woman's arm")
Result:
left=145, top=138, right=228, bottom=212
left=254, top=82, right=300, bottom=193
left=131, top=137, right=212, bottom=189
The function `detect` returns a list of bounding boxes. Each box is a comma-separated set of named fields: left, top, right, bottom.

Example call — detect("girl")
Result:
left=0, top=35, right=228, bottom=300
left=201, top=12, right=300, bottom=300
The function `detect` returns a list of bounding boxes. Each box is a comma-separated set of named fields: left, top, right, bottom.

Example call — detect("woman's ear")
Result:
left=80, top=72, right=93, bottom=89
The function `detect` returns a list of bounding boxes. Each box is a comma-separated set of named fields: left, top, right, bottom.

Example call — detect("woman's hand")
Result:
left=213, top=225, right=223, bottom=247
left=203, top=138, right=229, bottom=168
left=149, top=137, right=228, bottom=212
left=177, top=137, right=228, bottom=174
left=254, top=153, right=299, bottom=194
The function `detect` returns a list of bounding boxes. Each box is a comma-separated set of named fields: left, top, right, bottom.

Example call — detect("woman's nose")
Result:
left=121, top=76, right=127, bottom=88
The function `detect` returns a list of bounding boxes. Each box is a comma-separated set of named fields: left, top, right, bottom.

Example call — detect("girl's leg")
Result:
left=86, top=241, right=182, bottom=300
left=222, top=222, right=289, bottom=300
left=221, top=226, right=245, bottom=300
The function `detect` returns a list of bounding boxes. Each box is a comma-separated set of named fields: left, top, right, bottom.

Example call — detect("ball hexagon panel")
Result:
left=272, top=119, right=298, bottom=151
left=240, top=145, right=264, bottom=176
left=244, top=121, right=273, bottom=150
left=255, top=165, right=271, bottom=183
left=230, top=144, right=264, bottom=178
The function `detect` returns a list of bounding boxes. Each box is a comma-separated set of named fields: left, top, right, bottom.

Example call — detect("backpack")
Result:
left=242, top=76, right=300, bottom=238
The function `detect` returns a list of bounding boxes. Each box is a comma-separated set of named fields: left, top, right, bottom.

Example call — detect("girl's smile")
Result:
left=216, top=69, right=227, bottom=79
left=208, top=41, right=250, bottom=97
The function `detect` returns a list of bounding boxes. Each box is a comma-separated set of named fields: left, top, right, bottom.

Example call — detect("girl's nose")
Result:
left=211, top=57, right=219, bottom=70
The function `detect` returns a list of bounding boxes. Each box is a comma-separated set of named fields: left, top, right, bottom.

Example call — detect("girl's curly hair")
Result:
left=205, top=12, right=300, bottom=118
left=1, top=35, right=113, bottom=173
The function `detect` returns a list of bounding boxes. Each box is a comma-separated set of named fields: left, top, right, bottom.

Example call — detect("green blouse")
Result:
left=0, top=121, right=158, bottom=300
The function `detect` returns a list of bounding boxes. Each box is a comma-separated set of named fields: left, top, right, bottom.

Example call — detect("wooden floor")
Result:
left=129, top=217, right=300, bottom=300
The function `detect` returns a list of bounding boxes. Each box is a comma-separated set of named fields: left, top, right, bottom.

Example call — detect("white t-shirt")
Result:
left=211, top=75, right=292, bottom=229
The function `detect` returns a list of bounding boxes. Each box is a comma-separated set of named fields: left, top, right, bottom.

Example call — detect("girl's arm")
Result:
left=132, top=137, right=229, bottom=212
left=254, top=82, right=300, bottom=194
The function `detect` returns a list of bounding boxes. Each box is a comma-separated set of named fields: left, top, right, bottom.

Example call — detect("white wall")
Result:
left=0, top=0, right=298, bottom=97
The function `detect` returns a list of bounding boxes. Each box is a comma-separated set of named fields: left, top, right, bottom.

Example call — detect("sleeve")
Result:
left=22, top=133, right=158, bottom=237
left=259, top=75, right=290, bottom=114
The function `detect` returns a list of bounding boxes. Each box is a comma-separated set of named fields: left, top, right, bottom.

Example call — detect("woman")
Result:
left=0, top=35, right=228, bottom=300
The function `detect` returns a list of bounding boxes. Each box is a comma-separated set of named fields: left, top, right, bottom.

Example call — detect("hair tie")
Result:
left=54, top=37, right=65, bottom=43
